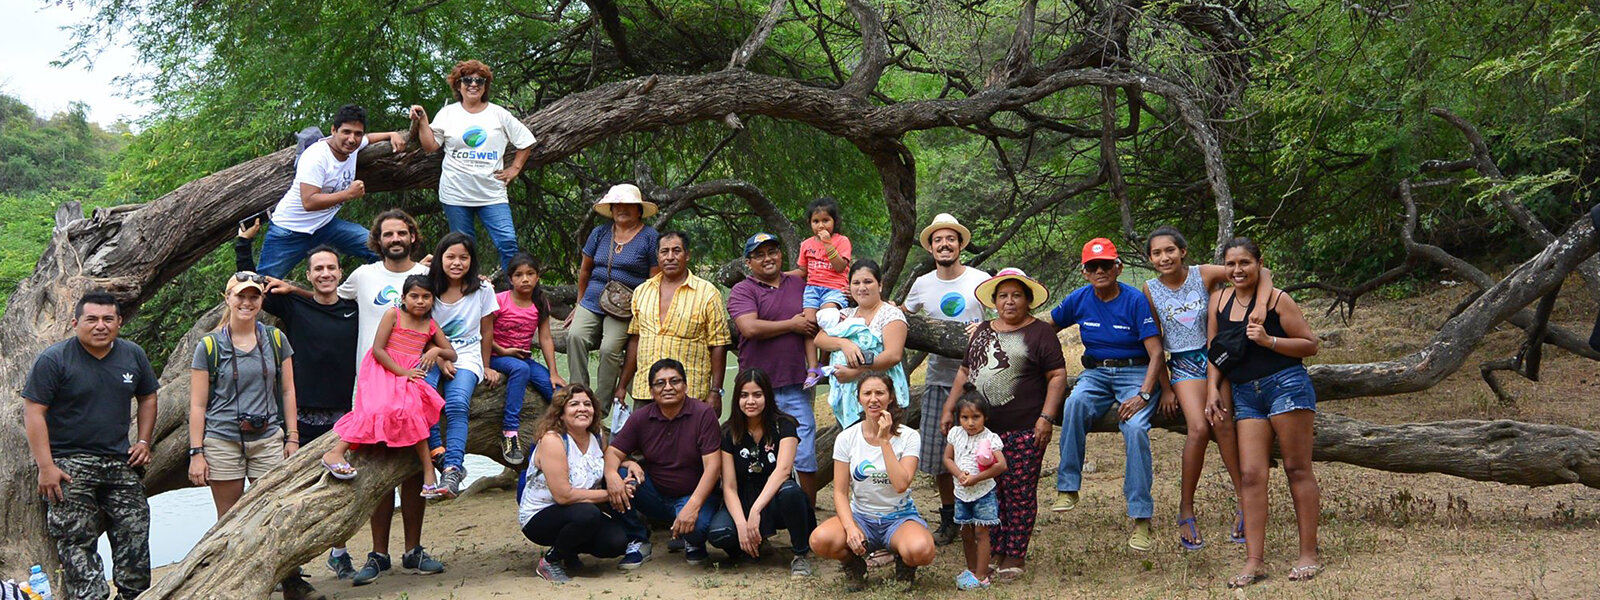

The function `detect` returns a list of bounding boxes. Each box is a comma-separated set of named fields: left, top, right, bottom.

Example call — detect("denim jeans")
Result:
left=621, top=474, right=719, bottom=548
left=441, top=202, right=519, bottom=275
left=771, top=385, right=817, bottom=473
left=489, top=355, right=555, bottom=431
left=256, top=219, right=379, bottom=279
left=1055, top=365, right=1156, bottom=519
left=707, top=480, right=814, bottom=557
left=425, top=366, right=481, bottom=471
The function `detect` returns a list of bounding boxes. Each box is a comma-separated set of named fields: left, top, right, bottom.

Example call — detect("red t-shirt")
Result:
left=798, top=234, right=852, bottom=291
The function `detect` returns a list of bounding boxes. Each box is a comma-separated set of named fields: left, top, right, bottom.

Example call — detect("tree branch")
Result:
left=728, top=0, right=790, bottom=70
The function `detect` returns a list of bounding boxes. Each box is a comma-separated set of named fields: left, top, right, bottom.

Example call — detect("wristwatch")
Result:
left=710, top=387, right=724, bottom=396
left=1137, top=391, right=1152, bottom=402
left=188, top=447, right=205, bottom=456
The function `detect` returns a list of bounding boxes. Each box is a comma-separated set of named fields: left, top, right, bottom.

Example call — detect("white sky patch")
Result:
left=0, top=2, right=148, bottom=126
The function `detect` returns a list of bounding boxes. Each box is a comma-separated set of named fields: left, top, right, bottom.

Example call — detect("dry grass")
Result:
left=303, top=280, right=1600, bottom=599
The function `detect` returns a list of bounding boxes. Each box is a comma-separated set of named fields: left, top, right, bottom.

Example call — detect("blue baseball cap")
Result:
left=743, top=233, right=780, bottom=258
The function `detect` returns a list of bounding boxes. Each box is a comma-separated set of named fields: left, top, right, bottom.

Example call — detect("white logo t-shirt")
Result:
left=338, top=261, right=430, bottom=366
left=903, top=266, right=990, bottom=386
left=271, top=137, right=370, bottom=234
left=832, top=422, right=920, bottom=516
left=430, top=102, right=536, bottom=208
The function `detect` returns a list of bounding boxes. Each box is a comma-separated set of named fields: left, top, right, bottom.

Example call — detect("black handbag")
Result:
left=1207, top=290, right=1257, bottom=375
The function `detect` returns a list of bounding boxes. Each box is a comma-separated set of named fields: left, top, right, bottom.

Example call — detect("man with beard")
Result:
left=902, top=214, right=989, bottom=546
left=257, top=104, right=413, bottom=278
left=237, top=220, right=360, bottom=589
left=325, top=209, right=442, bottom=584
left=726, top=233, right=821, bottom=499
left=617, top=232, right=732, bottom=409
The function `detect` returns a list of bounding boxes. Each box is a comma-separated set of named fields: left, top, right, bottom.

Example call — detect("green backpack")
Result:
left=200, top=323, right=288, bottom=426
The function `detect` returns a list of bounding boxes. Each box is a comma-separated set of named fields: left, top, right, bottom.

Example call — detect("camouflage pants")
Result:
left=46, top=455, right=150, bottom=600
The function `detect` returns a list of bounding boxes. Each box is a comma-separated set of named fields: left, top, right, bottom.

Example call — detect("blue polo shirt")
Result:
left=1050, top=282, right=1160, bottom=361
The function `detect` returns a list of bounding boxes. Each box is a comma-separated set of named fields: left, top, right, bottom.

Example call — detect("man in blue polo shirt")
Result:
left=1048, top=237, right=1164, bottom=552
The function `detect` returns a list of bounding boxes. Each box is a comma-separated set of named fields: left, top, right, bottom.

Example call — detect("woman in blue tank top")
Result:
left=1141, top=226, right=1271, bottom=551
left=1204, top=238, right=1322, bottom=588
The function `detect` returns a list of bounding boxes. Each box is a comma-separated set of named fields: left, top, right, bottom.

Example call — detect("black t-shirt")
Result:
left=237, top=238, right=358, bottom=411
left=22, top=338, right=160, bottom=458
left=721, top=418, right=798, bottom=508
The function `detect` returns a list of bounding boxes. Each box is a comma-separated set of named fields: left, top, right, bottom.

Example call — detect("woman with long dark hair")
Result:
left=425, top=231, right=500, bottom=497
left=707, top=369, right=816, bottom=576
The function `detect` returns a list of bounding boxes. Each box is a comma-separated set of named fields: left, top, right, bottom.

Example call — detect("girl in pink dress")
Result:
left=322, top=275, right=457, bottom=498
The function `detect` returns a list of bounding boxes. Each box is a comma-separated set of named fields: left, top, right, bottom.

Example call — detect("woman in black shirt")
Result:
left=1205, top=238, right=1323, bottom=588
left=707, top=368, right=817, bottom=576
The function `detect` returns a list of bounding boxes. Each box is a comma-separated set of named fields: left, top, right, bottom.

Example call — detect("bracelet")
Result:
left=1270, top=336, right=1278, bottom=349
left=135, top=439, right=149, bottom=446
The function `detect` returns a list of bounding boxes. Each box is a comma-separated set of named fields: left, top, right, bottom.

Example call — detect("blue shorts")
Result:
left=1167, top=349, right=1209, bottom=384
left=953, top=490, right=999, bottom=526
left=1232, top=365, right=1317, bottom=420
left=803, top=285, right=849, bottom=311
left=853, top=507, right=926, bottom=551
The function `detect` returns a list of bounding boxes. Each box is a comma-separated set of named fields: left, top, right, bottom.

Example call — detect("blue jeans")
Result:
left=707, top=480, right=815, bottom=557
left=489, top=355, right=555, bottom=431
left=1055, top=365, right=1156, bottom=519
left=256, top=219, right=379, bottom=278
left=425, top=367, right=481, bottom=471
left=622, top=474, right=719, bottom=548
left=442, top=202, right=519, bottom=275
left=772, top=385, right=817, bottom=473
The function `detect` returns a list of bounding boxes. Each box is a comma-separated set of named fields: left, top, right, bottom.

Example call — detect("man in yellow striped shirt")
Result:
left=619, top=231, right=733, bottom=409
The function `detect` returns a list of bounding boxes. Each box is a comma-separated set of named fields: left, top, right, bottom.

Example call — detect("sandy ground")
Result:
left=263, top=282, right=1600, bottom=599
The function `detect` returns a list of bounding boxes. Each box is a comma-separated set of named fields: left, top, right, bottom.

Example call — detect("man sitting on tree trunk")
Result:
left=22, top=292, right=159, bottom=600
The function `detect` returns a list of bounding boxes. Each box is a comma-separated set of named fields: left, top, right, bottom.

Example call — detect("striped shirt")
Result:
left=627, top=273, right=733, bottom=400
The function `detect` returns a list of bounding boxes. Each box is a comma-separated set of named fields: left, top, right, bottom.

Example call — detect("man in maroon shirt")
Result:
left=727, top=233, right=820, bottom=499
left=605, top=358, right=722, bottom=568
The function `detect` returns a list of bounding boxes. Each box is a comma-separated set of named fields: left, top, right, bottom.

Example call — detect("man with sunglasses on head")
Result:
left=256, top=103, right=413, bottom=279
left=1047, top=238, right=1164, bottom=553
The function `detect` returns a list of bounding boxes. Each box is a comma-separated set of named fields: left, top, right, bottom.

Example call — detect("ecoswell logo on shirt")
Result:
left=374, top=286, right=401, bottom=306
left=852, top=460, right=879, bottom=482
left=463, top=126, right=487, bottom=147
left=939, top=292, right=967, bottom=318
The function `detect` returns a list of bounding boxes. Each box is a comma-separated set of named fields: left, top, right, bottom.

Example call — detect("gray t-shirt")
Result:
left=191, top=330, right=294, bottom=441
left=1146, top=266, right=1209, bottom=354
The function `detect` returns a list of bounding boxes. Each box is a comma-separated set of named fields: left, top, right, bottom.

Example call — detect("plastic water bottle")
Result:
left=27, top=566, right=52, bottom=600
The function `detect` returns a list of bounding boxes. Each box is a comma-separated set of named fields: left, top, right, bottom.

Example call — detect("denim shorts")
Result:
left=1232, top=365, right=1317, bottom=420
left=853, top=507, right=926, bottom=551
left=803, top=284, right=849, bottom=311
left=1167, top=349, right=1209, bottom=384
left=954, top=489, right=999, bottom=526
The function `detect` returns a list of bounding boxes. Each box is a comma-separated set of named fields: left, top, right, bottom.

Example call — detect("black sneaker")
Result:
left=327, top=552, right=356, bottom=580
left=502, top=434, right=526, bottom=465
left=842, top=555, right=868, bottom=591
left=352, top=552, right=390, bottom=586
left=402, top=546, right=445, bottom=575
left=280, top=572, right=322, bottom=600
left=438, top=467, right=467, bottom=499
left=894, top=556, right=917, bottom=584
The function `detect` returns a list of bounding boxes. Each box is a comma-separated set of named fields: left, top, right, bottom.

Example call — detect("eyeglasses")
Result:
left=651, top=377, right=686, bottom=389
left=1082, top=260, right=1118, bottom=273
left=233, top=271, right=267, bottom=285
left=459, top=76, right=487, bottom=87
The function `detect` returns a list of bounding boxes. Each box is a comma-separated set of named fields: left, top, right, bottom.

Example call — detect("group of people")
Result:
left=20, top=61, right=1326, bottom=600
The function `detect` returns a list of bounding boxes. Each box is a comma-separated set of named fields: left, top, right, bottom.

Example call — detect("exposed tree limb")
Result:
left=840, top=0, right=892, bottom=97
left=581, top=0, right=650, bottom=74
left=1480, top=282, right=1561, bottom=406
left=728, top=0, right=790, bottom=70
left=1101, top=86, right=1138, bottom=246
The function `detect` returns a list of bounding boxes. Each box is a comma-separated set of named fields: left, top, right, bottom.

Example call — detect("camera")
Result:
left=238, top=413, right=271, bottom=433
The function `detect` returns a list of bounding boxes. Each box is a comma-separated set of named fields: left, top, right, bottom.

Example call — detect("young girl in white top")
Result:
left=942, top=398, right=1007, bottom=591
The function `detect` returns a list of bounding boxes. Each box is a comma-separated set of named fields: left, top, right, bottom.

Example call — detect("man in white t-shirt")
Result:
left=257, top=104, right=412, bottom=278
left=901, top=213, right=990, bottom=546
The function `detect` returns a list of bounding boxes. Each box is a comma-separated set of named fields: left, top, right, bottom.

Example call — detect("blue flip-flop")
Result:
left=1231, top=510, right=1247, bottom=544
left=1178, top=517, right=1204, bottom=551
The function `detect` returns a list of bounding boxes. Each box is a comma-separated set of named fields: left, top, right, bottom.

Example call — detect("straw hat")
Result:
left=975, top=267, right=1050, bottom=310
left=592, top=183, right=659, bottom=219
left=919, top=213, right=972, bottom=252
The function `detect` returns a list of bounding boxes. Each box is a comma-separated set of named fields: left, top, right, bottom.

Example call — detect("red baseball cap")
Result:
left=1081, top=237, right=1119, bottom=264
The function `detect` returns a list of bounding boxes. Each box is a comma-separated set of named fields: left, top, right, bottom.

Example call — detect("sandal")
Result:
left=993, top=567, right=1024, bottom=582
left=321, top=459, right=358, bottom=480
left=1231, top=510, right=1246, bottom=544
left=420, top=484, right=446, bottom=499
left=1177, top=516, right=1204, bottom=551
left=1227, top=572, right=1266, bottom=588
left=1288, top=564, right=1323, bottom=582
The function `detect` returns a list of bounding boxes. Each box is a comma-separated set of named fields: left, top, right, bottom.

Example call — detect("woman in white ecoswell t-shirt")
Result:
left=809, top=373, right=935, bottom=589
left=410, top=59, right=535, bottom=275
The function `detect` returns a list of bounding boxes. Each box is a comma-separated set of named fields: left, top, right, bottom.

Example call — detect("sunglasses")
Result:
left=459, top=76, right=488, bottom=87
left=233, top=271, right=267, bottom=285
left=1082, top=260, right=1118, bottom=273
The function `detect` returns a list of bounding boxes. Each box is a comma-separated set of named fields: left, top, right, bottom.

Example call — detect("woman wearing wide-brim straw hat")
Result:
left=938, top=267, right=1069, bottom=582
left=566, top=183, right=661, bottom=420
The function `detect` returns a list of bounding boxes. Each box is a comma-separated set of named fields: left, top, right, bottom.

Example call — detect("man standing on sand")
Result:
left=256, top=104, right=412, bottom=278
left=902, top=214, right=990, bottom=546
left=23, top=292, right=158, bottom=600
left=726, top=233, right=821, bottom=499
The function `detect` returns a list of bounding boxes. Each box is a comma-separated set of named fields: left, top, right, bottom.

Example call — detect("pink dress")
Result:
left=334, top=312, right=446, bottom=447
